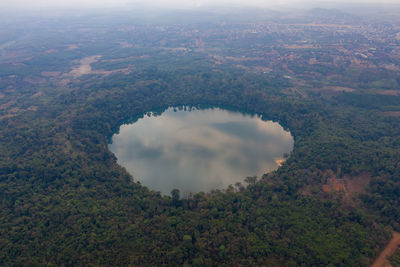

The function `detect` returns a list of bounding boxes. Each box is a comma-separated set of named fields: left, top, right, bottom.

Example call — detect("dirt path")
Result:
left=371, top=232, right=400, bottom=267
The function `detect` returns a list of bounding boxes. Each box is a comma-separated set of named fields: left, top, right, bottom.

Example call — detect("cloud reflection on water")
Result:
left=109, top=107, right=293, bottom=195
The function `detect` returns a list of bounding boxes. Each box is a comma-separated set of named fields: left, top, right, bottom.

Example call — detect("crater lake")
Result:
left=109, top=107, right=294, bottom=195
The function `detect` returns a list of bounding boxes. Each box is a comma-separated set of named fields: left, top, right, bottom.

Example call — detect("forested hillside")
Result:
left=1, top=7, right=400, bottom=265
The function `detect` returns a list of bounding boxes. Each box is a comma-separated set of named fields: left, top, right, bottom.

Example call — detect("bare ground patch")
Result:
left=70, top=55, right=102, bottom=78
left=274, top=158, right=285, bottom=167
left=321, top=171, right=370, bottom=201
left=377, top=90, right=400, bottom=96
left=68, top=55, right=132, bottom=78
left=322, top=177, right=345, bottom=193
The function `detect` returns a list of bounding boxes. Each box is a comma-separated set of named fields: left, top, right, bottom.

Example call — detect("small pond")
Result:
left=109, top=107, right=294, bottom=195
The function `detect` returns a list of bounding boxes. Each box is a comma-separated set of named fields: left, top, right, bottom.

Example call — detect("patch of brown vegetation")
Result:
left=0, top=101, right=16, bottom=110
left=382, top=111, right=400, bottom=117
left=92, top=68, right=132, bottom=76
left=41, top=71, right=60, bottom=77
left=317, top=86, right=356, bottom=98
left=0, top=93, right=4, bottom=99
left=9, top=62, right=26, bottom=66
left=371, top=232, right=400, bottom=267
left=58, top=79, right=71, bottom=87
left=288, top=23, right=354, bottom=28
left=161, top=47, right=189, bottom=52
left=66, top=44, right=79, bottom=50
left=0, top=114, right=16, bottom=120
left=44, top=49, right=56, bottom=54
left=23, top=77, right=46, bottom=85
left=285, top=44, right=318, bottom=49
left=343, top=172, right=370, bottom=200
left=234, top=64, right=249, bottom=70
left=102, top=56, right=137, bottom=62
left=378, top=90, right=400, bottom=96
left=383, top=64, right=399, bottom=71
left=225, top=56, right=264, bottom=62
left=283, top=87, right=307, bottom=98
left=120, top=42, right=133, bottom=48
left=27, top=106, right=38, bottom=111
left=195, top=37, right=205, bottom=48
left=9, top=107, right=20, bottom=113
left=300, top=186, right=312, bottom=196
left=308, top=57, right=318, bottom=64
left=324, top=86, right=355, bottom=92
left=292, top=87, right=307, bottom=98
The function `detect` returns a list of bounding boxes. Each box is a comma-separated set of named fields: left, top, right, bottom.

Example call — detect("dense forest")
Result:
left=1, top=6, right=400, bottom=266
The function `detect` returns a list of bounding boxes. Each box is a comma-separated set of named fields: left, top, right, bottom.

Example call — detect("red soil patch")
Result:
left=371, top=232, right=400, bottom=267
left=322, top=177, right=345, bottom=193
left=322, top=172, right=370, bottom=200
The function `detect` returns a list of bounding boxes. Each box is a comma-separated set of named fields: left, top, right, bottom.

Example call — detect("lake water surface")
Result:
left=109, top=107, right=293, bottom=195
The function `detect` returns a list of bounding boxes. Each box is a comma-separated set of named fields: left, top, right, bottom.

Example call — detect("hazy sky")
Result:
left=0, top=0, right=398, bottom=10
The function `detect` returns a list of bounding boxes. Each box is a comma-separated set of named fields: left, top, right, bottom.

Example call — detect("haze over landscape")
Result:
left=1, top=0, right=399, bottom=10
